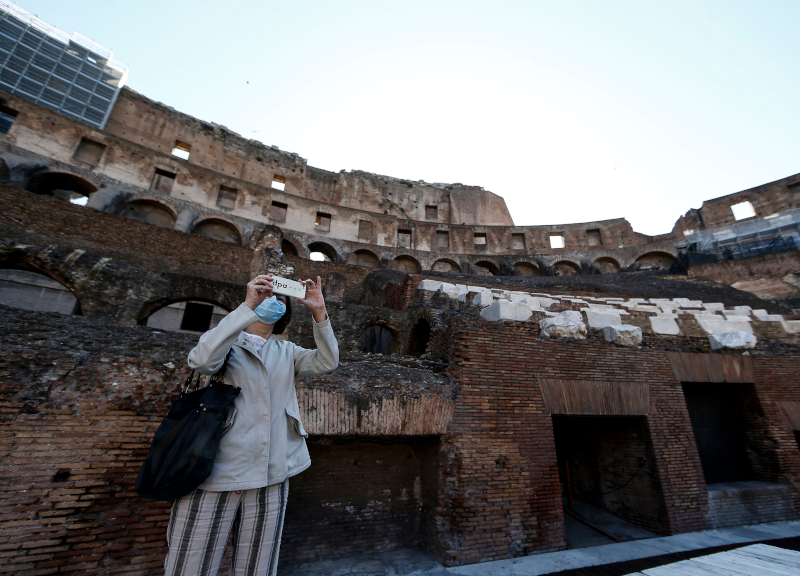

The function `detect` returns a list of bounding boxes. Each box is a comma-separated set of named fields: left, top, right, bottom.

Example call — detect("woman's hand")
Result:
left=244, top=274, right=274, bottom=310
left=297, top=276, right=328, bottom=322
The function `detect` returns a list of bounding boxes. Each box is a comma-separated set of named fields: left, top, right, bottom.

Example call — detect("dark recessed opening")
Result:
left=180, top=302, right=214, bottom=332
left=407, top=318, right=431, bottom=357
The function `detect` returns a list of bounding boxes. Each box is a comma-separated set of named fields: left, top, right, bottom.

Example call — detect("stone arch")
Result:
left=281, top=235, right=307, bottom=259
left=308, top=241, right=338, bottom=263
left=25, top=171, right=98, bottom=204
left=360, top=322, right=401, bottom=356
left=552, top=260, right=581, bottom=276
left=635, top=251, right=676, bottom=271
left=124, top=198, right=177, bottom=229
left=191, top=217, right=242, bottom=245
left=594, top=256, right=620, bottom=274
left=0, top=265, right=81, bottom=315
left=431, top=258, right=461, bottom=273
left=394, top=255, right=421, bottom=273
left=475, top=260, right=500, bottom=276
left=514, top=261, right=541, bottom=277
left=354, top=249, right=381, bottom=269
left=281, top=239, right=298, bottom=259
left=143, top=297, right=231, bottom=333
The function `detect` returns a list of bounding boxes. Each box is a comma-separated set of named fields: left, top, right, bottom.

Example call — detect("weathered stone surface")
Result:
left=417, top=279, right=450, bottom=292
left=584, top=310, right=622, bottom=328
left=470, top=290, right=494, bottom=307
left=538, top=315, right=587, bottom=339
left=649, top=317, right=681, bottom=335
left=480, top=299, right=533, bottom=322
left=603, top=324, right=643, bottom=346
left=445, top=284, right=468, bottom=300
left=708, top=331, right=757, bottom=351
left=697, top=317, right=754, bottom=335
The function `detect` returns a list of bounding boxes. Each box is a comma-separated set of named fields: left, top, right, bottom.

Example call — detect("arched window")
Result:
left=594, top=257, right=620, bottom=274
left=360, top=324, right=399, bottom=356
left=308, top=242, right=338, bottom=263
left=282, top=239, right=299, bottom=259
left=26, top=172, right=97, bottom=206
left=475, top=260, right=499, bottom=275
left=394, top=256, right=421, bottom=273
left=124, top=199, right=177, bottom=229
left=553, top=260, right=581, bottom=276
left=514, top=262, right=541, bottom=277
left=0, top=268, right=81, bottom=315
left=635, top=252, right=676, bottom=271
left=354, top=250, right=381, bottom=268
left=145, top=300, right=229, bottom=333
left=432, top=258, right=461, bottom=272
left=192, top=219, right=242, bottom=244
left=407, top=318, right=431, bottom=357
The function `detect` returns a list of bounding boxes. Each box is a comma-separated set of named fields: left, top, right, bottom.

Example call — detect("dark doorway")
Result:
left=552, top=415, right=668, bottom=540
left=407, top=319, right=431, bottom=357
left=682, top=383, right=755, bottom=484
left=180, top=302, right=214, bottom=333
left=360, top=324, right=398, bottom=355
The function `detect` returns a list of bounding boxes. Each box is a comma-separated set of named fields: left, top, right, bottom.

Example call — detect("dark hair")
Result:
left=272, top=297, right=292, bottom=335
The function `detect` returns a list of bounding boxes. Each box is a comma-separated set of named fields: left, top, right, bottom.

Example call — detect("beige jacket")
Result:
left=187, top=302, right=338, bottom=491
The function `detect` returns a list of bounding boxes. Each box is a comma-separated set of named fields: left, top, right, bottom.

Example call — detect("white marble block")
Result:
left=480, top=299, right=533, bottom=322
left=697, top=317, right=754, bottom=335
left=584, top=310, right=622, bottom=328
left=650, top=317, right=680, bottom=335
left=471, top=290, right=494, bottom=307
left=603, top=324, right=643, bottom=346
left=538, top=315, right=587, bottom=339
left=708, top=331, right=757, bottom=351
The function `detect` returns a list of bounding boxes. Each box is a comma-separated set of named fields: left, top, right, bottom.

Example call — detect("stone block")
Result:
left=781, top=320, right=800, bottom=334
left=708, top=331, right=757, bottom=351
left=538, top=316, right=587, bottom=339
left=558, top=310, right=583, bottom=322
left=480, top=299, right=533, bottom=322
left=416, top=279, right=444, bottom=292
left=650, top=317, right=680, bottom=335
left=471, top=290, right=494, bottom=307
left=697, top=317, right=754, bottom=335
left=703, top=303, right=726, bottom=311
left=603, top=324, right=643, bottom=346
left=445, top=285, right=468, bottom=299
left=584, top=310, right=622, bottom=328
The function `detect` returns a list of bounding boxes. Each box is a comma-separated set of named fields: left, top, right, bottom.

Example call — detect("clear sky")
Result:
left=18, top=0, right=800, bottom=235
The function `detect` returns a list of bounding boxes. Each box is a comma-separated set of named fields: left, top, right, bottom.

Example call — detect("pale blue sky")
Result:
left=19, top=0, right=800, bottom=235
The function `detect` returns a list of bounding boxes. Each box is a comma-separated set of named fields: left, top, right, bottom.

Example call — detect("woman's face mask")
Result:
left=254, top=296, right=286, bottom=324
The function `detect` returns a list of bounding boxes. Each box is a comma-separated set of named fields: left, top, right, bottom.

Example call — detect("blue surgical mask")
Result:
left=254, top=296, right=286, bottom=324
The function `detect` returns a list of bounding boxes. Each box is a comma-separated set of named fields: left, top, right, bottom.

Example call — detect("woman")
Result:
left=164, top=274, right=338, bottom=576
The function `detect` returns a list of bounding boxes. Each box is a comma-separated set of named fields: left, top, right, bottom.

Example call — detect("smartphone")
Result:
left=271, top=276, right=306, bottom=299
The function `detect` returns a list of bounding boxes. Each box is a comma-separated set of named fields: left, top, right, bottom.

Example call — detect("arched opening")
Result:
left=635, top=252, right=676, bottom=271
left=475, top=260, right=500, bottom=276
left=407, top=318, right=431, bottom=357
left=514, top=262, right=541, bottom=277
left=145, top=300, right=229, bottom=333
left=25, top=171, right=98, bottom=206
left=394, top=256, right=421, bottom=273
left=0, top=268, right=81, bottom=315
left=360, top=324, right=399, bottom=356
left=432, top=258, right=461, bottom=273
left=594, top=257, right=620, bottom=274
left=553, top=260, right=581, bottom=276
left=124, top=199, right=177, bottom=229
left=191, top=219, right=242, bottom=244
left=282, top=239, right=299, bottom=260
left=308, top=242, right=338, bottom=263
left=354, top=249, right=381, bottom=269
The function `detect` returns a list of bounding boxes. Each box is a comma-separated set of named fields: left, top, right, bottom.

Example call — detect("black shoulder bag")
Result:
left=135, top=349, right=241, bottom=501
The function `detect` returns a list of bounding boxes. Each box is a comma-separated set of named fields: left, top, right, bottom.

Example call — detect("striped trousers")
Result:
left=164, top=480, right=289, bottom=576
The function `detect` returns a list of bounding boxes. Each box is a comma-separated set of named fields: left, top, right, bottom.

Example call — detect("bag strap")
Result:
left=209, top=348, right=233, bottom=385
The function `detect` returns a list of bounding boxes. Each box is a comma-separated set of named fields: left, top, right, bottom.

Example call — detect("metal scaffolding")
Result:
left=0, top=0, right=128, bottom=129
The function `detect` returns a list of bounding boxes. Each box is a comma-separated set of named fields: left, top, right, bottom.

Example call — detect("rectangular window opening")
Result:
left=550, top=234, right=565, bottom=249
left=397, top=229, right=412, bottom=249
left=436, top=230, right=449, bottom=249
left=72, top=137, right=106, bottom=165
left=272, top=174, right=286, bottom=191
left=270, top=201, right=288, bottom=222
left=180, top=302, right=214, bottom=333
left=172, top=141, right=191, bottom=160
left=474, top=232, right=487, bottom=249
left=151, top=168, right=177, bottom=194
left=425, top=205, right=438, bottom=220
left=216, top=185, right=238, bottom=210
left=0, top=105, right=19, bottom=135
left=315, top=212, right=331, bottom=232
left=587, top=229, right=602, bottom=246
left=512, top=233, right=525, bottom=250
left=731, top=200, right=756, bottom=221
left=358, top=220, right=373, bottom=242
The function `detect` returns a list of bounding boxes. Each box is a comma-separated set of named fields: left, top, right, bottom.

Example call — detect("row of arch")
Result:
left=282, top=237, right=677, bottom=276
